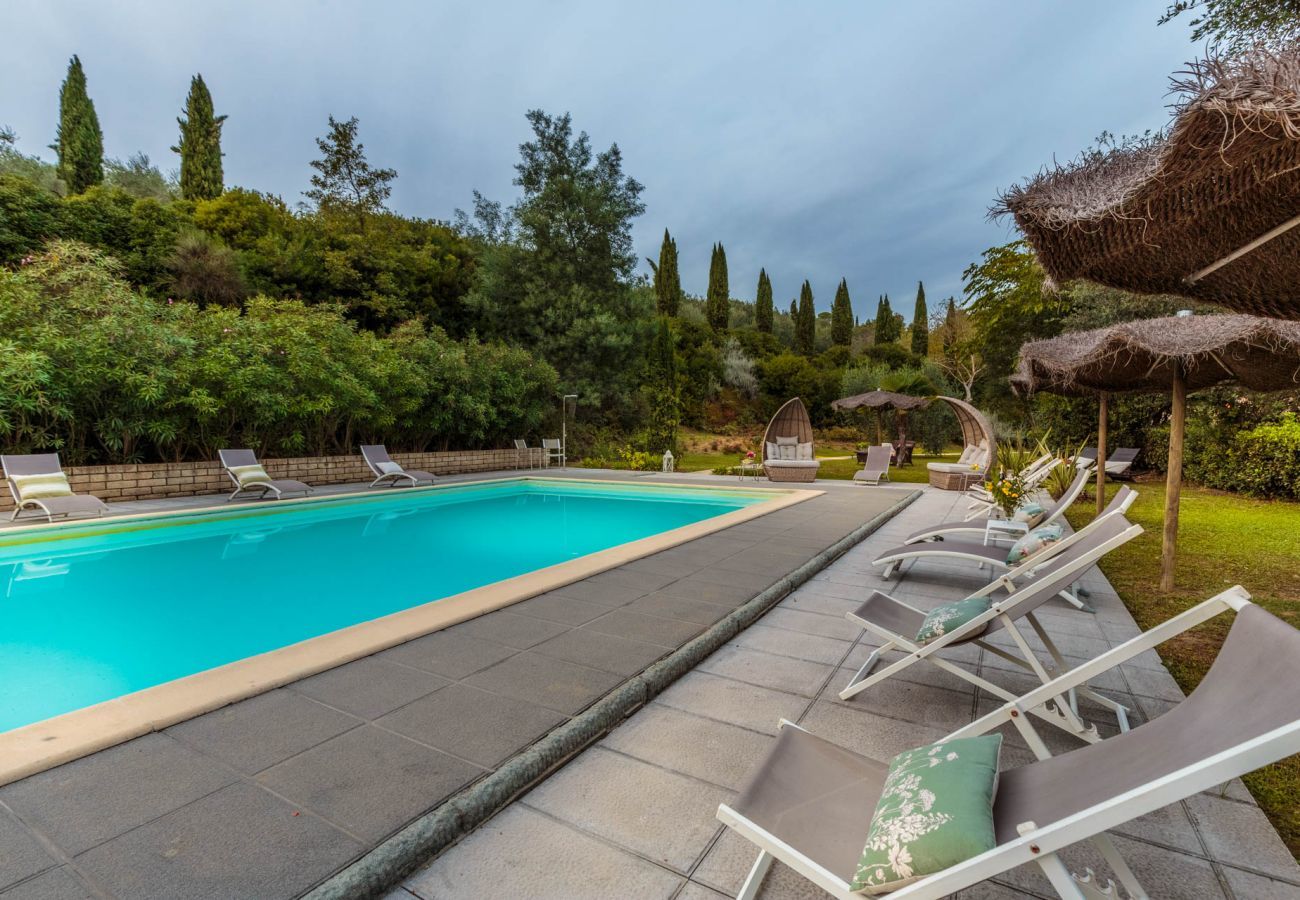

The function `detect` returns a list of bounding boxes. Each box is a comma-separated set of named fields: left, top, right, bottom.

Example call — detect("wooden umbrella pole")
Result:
left=1160, top=366, right=1187, bottom=592
left=1096, top=391, right=1108, bottom=517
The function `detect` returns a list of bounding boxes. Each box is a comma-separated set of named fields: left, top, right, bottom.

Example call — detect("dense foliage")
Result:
left=0, top=243, right=556, bottom=463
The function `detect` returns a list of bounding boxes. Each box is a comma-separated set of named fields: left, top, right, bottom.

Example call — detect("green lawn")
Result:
left=1066, top=482, right=1300, bottom=857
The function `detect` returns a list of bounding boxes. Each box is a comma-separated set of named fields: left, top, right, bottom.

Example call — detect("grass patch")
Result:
left=1066, top=481, right=1300, bottom=857
left=673, top=449, right=946, bottom=483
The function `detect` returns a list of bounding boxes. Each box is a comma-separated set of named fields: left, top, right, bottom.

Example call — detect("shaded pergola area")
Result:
left=1014, top=314, right=1300, bottom=591
left=997, top=45, right=1300, bottom=320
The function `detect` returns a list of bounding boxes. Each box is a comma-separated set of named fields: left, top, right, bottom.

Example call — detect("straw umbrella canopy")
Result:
left=1014, top=314, right=1300, bottom=591
left=831, top=390, right=930, bottom=445
left=996, top=45, right=1300, bottom=320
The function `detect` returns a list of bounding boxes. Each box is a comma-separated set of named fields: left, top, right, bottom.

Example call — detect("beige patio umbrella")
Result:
left=1014, top=314, right=1300, bottom=591
left=997, top=44, right=1300, bottom=321
left=831, top=389, right=929, bottom=445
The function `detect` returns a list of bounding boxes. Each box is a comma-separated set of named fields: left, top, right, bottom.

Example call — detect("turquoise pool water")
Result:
left=0, top=479, right=767, bottom=733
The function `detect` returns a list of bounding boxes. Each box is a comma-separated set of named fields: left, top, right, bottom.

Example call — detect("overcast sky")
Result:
left=4, top=1, right=1198, bottom=317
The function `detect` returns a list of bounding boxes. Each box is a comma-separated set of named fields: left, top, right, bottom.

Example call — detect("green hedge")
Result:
left=1223, top=414, right=1300, bottom=500
left=0, top=242, right=557, bottom=464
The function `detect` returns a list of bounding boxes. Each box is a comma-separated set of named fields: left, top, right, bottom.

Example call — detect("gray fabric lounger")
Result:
left=360, top=444, right=436, bottom=488
left=218, top=449, right=313, bottom=502
left=2, top=453, right=108, bottom=523
left=905, top=468, right=1101, bottom=544
left=720, top=588, right=1298, bottom=899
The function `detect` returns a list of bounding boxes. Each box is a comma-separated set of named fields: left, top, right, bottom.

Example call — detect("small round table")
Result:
left=738, top=461, right=764, bottom=482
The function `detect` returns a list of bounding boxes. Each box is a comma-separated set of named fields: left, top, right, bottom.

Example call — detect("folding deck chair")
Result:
left=909, top=467, right=1100, bottom=544
left=852, top=445, right=892, bottom=486
left=872, top=486, right=1136, bottom=592
left=2, top=453, right=108, bottom=523
left=961, top=453, right=1065, bottom=521
left=719, top=586, right=1299, bottom=900
left=219, top=449, right=313, bottom=502
left=360, top=444, right=437, bottom=488
left=843, top=511, right=1144, bottom=742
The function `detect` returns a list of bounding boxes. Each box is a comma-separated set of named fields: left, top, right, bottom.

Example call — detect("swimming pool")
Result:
left=0, top=478, right=787, bottom=737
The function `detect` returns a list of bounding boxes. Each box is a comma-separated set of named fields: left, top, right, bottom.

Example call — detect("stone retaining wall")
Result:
left=0, top=449, right=548, bottom=511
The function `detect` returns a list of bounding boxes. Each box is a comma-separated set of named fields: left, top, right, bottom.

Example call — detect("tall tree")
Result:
left=910, top=281, right=929, bottom=356
left=755, top=268, right=773, bottom=334
left=53, top=55, right=103, bottom=194
left=643, top=316, right=679, bottom=453
left=649, top=228, right=681, bottom=316
left=172, top=74, right=227, bottom=201
left=796, top=280, right=815, bottom=355
left=830, top=277, right=853, bottom=347
left=874, top=294, right=899, bottom=343
left=706, top=242, right=730, bottom=333
left=305, top=115, right=397, bottom=231
left=1159, top=0, right=1300, bottom=51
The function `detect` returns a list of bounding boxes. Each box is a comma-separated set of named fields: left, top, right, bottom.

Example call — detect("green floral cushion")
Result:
left=229, top=463, right=273, bottom=487
left=1006, top=523, right=1063, bottom=565
left=11, top=472, right=73, bottom=500
left=851, top=735, right=1003, bottom=895
left=915, top=595, right=993, bottom=644
left=1012, top=501, right=1045, bottom=527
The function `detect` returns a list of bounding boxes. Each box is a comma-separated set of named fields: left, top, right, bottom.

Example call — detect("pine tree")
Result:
left=942, top=297, right=959, bottom=355
left=172, top=74, right=227, bottom=201
left=755, top=268, right=773, bottom=334
left=910, top=281, right=929, bottom=356
left=644, top=316, right=679, bottom=454
left=831, top=278, right=853, bottom=347
left=650, top=228, right=681, bottom=316
left=796, top=280, right=816, bottom=355
left=874, top=294, right=898, bottom=343
left=54, top=55, right=103, bottom=194
left=706, top=242, right=730, bottom=333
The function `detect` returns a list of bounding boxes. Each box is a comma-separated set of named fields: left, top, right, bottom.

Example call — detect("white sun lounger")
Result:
left=843, top=511, right=1144, bottom=741
left=2, top=453, right=108, bottom=523
left=361, top=444, right=437, bottom=488
left=908, top=466, right=1098, bottom=544
left=719, top=586, right=1298, bottom=900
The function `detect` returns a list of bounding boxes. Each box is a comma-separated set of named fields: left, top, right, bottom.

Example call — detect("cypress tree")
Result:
left=54, top=55, right=103, bottom=194
left=942, top=297, right=959, bottom=355
left=910, top=281, right=929, bottom=356
left=755, top=268, right=773, bottom=334
left=788, top=299, right=798, bottom=321
left=644, top=316, right=679, bottom=454
left=831, top=278, right=853, bottom=347
left=706, top=242, right=730, bottom=333
left=874, top=294, right=898, bottom=344
left=650, top=229, right=681, bottom=316
left=796, top=280, right=815, bottom=355
left=173, top=74, right=227, bottom=201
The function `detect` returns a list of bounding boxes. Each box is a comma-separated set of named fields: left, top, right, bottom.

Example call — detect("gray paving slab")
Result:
left=583, top=607, right=708, bottom=647
left=378, top=684, right=565, bottom=768
left=653, top=672, right=808, bottom=736
left=167, top=688, right=361, bottom=774
left=728, top=623, right=853, bottom=666
left=289, top=657, right=450, bottom=719
left=0, top=868, right=94, bottom=900
left=460, top=650, right=625, bottom=715
left=508, top=591, right=611, bottom=625
left=697, top=645, right=837, bottom=698
left=0, top=733, right=235, bottom=855
left=256, top=726, right=485, bottom=842
left=402, top=805, right=683, bottom=900
left=447, top=611, right=571, bottom=649
left=1185, top=793, right=1300, bottom=881
left=0, top=808, right=57, bottom=890
left=530, top=627, right=669, bottom=675
left=600, top=705, right=773, bottom=790
left=377, top=628, right=518, bottom=679
left=626, top=591, right=735, bottom=624
left=73, top=783, right=363, bottom=900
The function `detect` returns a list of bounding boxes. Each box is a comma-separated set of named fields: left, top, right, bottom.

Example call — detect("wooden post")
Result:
left=1160, top=367, right=1186, bottom=593
left=1096, top=391, right=1108, bottom=517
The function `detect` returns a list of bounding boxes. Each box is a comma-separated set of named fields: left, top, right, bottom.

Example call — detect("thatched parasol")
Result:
left=996, top=45, right=1300, bottom=319
left=1014, top=313, right=1300, bottom=591
left=831, top=390, right=930, bottom=445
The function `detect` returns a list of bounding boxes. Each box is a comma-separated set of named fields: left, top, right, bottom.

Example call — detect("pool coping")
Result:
left=0, top=477, right=820, bottom=787
left=302, top=488, right=922, bottom=900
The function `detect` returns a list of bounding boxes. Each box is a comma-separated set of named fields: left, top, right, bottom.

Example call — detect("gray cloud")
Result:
left=3, top=0, right=1194, bottom=320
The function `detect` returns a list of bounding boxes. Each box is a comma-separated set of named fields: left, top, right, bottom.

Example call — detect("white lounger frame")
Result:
left=721, top=587, right=1297, bottom=900
left=843, top=520, right=1144, bottom=741
left=876, top=488, right=1137, bottom=611
left=962, top=453, right=1060, bottom=521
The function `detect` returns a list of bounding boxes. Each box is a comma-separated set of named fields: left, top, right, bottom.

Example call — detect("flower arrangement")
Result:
left=983, top=469, right=1028, bottom=517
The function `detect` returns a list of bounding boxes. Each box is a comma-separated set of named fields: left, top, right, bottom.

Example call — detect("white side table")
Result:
left=983, top=517, right=1029, bottom=545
